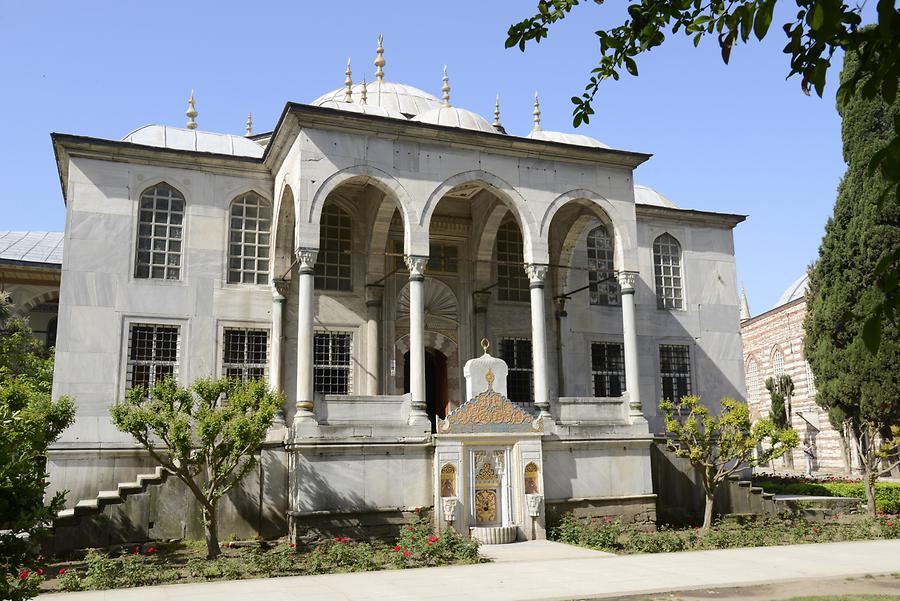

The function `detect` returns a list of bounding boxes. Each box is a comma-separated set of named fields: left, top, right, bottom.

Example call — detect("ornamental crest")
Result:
left=439, top=376, right=543, bottom=434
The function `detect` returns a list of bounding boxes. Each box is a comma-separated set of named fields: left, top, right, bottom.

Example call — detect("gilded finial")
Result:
left=245, top=112, right=253, bottom=137
left=186, top=90, right=198, bottom=130
left=344, top=58, right=353, bottom=103
left=480, top=338, right=490, bottom=355
left=485, top=368, right=495, bottom=390
left=532, top=91, right=541, bottom=132
left=441, top=66, right=450, bottom=108
left=493, top=94, right=501, bottom=127
left=361, top=78, right=368, bottom=105
left=374, top=34, right=385, bottom=81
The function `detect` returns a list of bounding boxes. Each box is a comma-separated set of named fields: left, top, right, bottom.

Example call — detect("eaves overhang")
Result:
left=635, top=204, right=747, bottom=229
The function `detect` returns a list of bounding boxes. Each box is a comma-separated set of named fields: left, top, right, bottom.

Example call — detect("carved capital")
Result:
left=441, top=496, right=459, bottom=523
left=618, top=271, right=639, bottom=292
left=295, top=248, right=318, bottom=274
left=365, top=285, right=384, bottom=305
left=272, top=279, right=290, bottom=300
left=525, top=493, right=544, bottom=518
left=524, top=263, right=549, bottom=286
left=404, top=255, right=428, bottom=279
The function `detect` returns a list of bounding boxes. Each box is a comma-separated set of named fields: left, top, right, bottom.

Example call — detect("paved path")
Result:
left=38, top=539, right=900, bottom=601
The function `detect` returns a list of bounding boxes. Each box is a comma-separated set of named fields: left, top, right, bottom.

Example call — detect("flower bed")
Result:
left=34, top=519, right=482, bottom=593
left=754, top=475, right=900, bottom=513
left=551, top=513, right=899, bottom=554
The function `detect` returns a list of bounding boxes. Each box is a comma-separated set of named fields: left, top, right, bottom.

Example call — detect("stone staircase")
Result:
left=54, top=466, right=170, bottom=525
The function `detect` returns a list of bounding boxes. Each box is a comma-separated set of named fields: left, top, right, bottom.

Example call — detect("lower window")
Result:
left=314, top=332, right=352, bottom=394
left=126, top=323, right=179, bottom=391
left=223, top=328, right=268, bottom=382
left=591, top=342, right=625, bottom=397
left=659, top=344, right=692, bottom=401
left=498, top=337, right=533, bottom=403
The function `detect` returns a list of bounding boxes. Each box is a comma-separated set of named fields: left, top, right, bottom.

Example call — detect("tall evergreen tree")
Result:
left=804, top=47, right=900, bottom=514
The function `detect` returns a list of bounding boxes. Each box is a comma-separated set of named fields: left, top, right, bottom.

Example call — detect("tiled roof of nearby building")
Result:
left=0, top=231, right=64, bottom=266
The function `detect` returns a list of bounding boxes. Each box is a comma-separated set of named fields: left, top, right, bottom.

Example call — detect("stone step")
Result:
left=97, top=490, right=123, bottom=502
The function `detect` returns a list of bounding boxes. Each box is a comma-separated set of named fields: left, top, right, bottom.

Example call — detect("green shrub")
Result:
left=754, top=479, right=900, bottom=513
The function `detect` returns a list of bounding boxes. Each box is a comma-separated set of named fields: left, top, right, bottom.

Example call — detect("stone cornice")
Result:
left=635, top=204, right=747, bottom=229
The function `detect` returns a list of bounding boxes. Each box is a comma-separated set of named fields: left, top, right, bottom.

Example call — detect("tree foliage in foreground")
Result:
left=110, top=377, right=281, bottom=559
left=0, top=303, right=75, bottom=601
left=660, top=395, right=798, bottom=530
left=507, top=0, right=900, bottom=350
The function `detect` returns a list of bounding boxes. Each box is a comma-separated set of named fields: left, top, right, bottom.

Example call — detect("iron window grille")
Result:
left=773, top=349, right=785, bottom=378
left=428, top=243, right=459, bottom=274
left=228, top=193, right=272, bottom=285
left=747, top=359, right=760, bottom=404
left=591, top=341, right=626, bottom=397
left=134, top=184, right=184, bottom=280
left=499, top=337, right=533, bottom=403
left=126, top=323, right=179, bottom=391
left=659, top=344, right=692, bottom=401
left=223, top=328, right=269, bottom=382
left=314, top=204, right=352, bottom=291
left=653, top=233, right=684, bottom=310
left=496, top=221, right=530, bottom=302
left=587, top=225, right=620, bottom=306
left=313, top=331, right=352, bottom=394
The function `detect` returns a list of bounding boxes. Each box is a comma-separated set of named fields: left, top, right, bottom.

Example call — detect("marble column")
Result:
left=525, top=263, right=552, bottom=420
left=295, top=249, right=318, bottom=421
left=365, top=286, right=383, bottom=396
left=619, top=271, right=644, bottom=422
left=405, top=255, right=430, bottom=426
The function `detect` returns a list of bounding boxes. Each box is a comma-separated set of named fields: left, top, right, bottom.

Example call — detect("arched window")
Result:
left=496, top=220, right=529, bottom=302
left=747, top=358, right=759, bottom=405
left=315, top=204, right=352, bottom=291
left=772, top=348, right=784, bottom=378
left=587, top=224, right=619, bottom=305
left=135, top=183, right=185, bottom=280
left=652, top=233, right=683, bottom=310
left=228, top=192, right=272, bottom=284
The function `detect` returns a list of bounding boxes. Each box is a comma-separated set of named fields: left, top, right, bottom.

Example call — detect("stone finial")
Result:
left=493, top=94, right=501, bottom=127
left=532, top=91, right=542, bottom=132
left=441, top=66, right=450, bottom=108
left=360, top=78, right=368, bottom=105
left=245, top=112, right=253, bottom=137
left=344, top=58, right=354, bottom=103
left=481, top=337, right=491, bottom=355
left=186, top=90, right=198, bottom=130
left=374, top=33, right=386, bottom=81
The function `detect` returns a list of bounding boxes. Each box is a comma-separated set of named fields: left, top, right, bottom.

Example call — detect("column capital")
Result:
left=405, top=255, right=428, bottom=280
left=272, top=279, right=290, bottom=301
left=365, top=284, right=384, bottom=307
left=617, top=271, right=639, bottom=292
left=295, top=248, right=318, bottom=274
left=524, top=263, right=550, bottom=287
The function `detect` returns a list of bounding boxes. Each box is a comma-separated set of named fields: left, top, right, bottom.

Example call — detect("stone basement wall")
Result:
left=740, top=298, right=850, bottom=473
left=545, top=495, right=657, bottom=532
left=288, top=508, right=429, bottom=548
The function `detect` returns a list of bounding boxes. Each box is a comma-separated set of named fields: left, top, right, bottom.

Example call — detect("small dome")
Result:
left=633, top=184, right=678, bottom=208
left=312, top=80, right=441, bottom=118
left=411, top=106, right=498, bottom=134
left=526, top=129, right=610, bottom=149
left=774, top=274, right=808, bottom=309
left=122, top=125, right=264, bottom=158
left=316, top=99, right=405, bottom=120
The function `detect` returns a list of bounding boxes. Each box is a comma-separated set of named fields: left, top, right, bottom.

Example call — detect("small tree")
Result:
left=765, top=374, right=795, bottom=469
left=660, top=395, right=798, bottom=531
left=853, top=423, right=900, bottom=513
left=110, top=377, right=281, bottom=559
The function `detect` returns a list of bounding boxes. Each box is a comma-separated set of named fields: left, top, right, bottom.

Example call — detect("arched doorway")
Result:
left=403, top=348, right=449, bottom=432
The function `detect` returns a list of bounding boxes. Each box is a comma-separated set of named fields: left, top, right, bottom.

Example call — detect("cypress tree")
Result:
left=804, top=46, right=900, bottom=513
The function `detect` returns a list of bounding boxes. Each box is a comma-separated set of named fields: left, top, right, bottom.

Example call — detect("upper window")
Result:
left=591, top=341, right=626, bottom=397
left=653, top=233, right=683, bottom=310
left=499, top=337, right=533, bottom=403
left=126, top=323, right=179, bottom=391
left=428, top=243, right=459, bottom=274
left=135, top=183, right=185, bottom=280
left=747, top=358, right=760, bottom=405
left=497, top=221, right=529, bottom=302
left=772, top=348, right=784, bottom=378
left=228, top=193, right=272, bottom=285
left=315, top=205, right=352, bottom=291
left=587, top=225, right=619, bottom=306
left=223, top=328, right=268, bottom=382
left=314, top=331, right=352, bottom=394
left=659, top=344, right=691, bottom=401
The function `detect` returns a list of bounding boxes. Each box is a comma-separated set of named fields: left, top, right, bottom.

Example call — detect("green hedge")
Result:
left=754, top=479, right=900, bottom=513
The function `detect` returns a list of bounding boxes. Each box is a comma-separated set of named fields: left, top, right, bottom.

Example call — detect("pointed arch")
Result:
left=542, top=189, right=631, bottom=270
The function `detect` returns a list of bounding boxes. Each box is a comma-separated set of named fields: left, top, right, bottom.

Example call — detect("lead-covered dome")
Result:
left=316, top=97, right=406, bottom=120
left=312, top=80, right=440, bottom=118
left=773, top=274, right=808, bottom=309
left=122, top=125, right=264, bottom=158
left=412, top=105, right=496, bottom=133
left=633, top=184, right=678, bottom=208
left=524, top=92, right=610, bottom=149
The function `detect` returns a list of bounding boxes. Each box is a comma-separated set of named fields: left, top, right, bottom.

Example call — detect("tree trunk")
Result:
left=702, top=489, right=715, bottom=531
left=202, top=502, right=221, bottom=559
left=864, top=473, right=877, bottom=516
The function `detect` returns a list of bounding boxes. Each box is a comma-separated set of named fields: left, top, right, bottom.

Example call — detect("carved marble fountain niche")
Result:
left=433, top=340, right=546, bottom=544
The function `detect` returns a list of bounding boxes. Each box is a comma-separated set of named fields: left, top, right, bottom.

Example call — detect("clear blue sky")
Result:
left=0, top=1, right=874, bottom=312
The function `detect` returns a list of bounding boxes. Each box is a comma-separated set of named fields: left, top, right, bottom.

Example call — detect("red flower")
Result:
left=334, top=536, right=341, bottom=542
left=58, top=568, right=66, bottom=575
left=812, top=528, right=818, bottom=534
left=427, top=542, right=433, bottom=547
left=605, top=516, right=613, bottom=524
left=19, top=569, right=29, bottom=580
left=37, top=568, right=44, bottom=576
left=427, top=535, right=438, bottom=543
left=888, top=521, right=894, bottom=527
left=289, top=543, right=296, bottom=549
left=403, top=550, right=411, bottom=557
left=415, top=507, right=422, bottom=514
left=146, top=547, right=156, bottom=554
left=340, top=537, right=348, bottom=543
left=393, top=545, right=401, bottom=552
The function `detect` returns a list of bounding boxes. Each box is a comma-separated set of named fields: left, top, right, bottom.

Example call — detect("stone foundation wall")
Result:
left=545, top=495, right=657, bottom=531
left=288, top=507, right=429, bottom=547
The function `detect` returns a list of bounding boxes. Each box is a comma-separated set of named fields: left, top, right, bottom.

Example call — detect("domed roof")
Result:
left=316, top=98, right=406, bottom=120
left=411, top=105, right=497, bottom=133
left=774, top=274, right=808, bottom=309
left=122, top=125, right=264, bottom=158
left=526, top=129, right=609, bottom=149
left=633, top=184, right=678, bottom=208
left=312, top=80, right=440, bottom=118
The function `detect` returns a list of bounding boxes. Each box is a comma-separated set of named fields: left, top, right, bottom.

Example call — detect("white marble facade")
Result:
left=47, top=44, right=746, bottom=534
